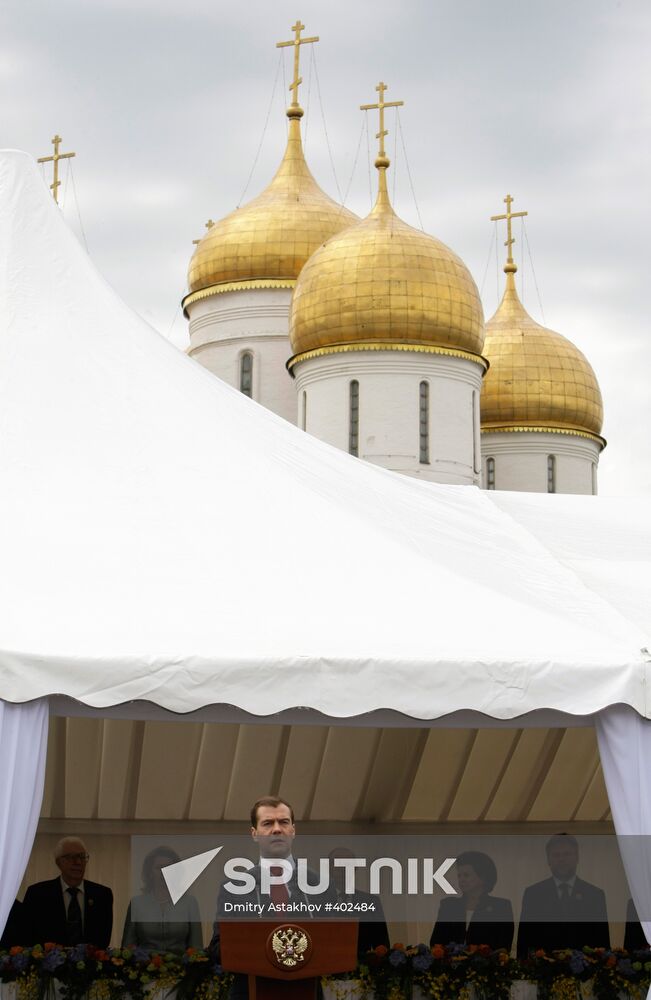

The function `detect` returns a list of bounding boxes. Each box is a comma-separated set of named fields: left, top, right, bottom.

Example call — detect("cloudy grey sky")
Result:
left=1, top=0, right=649, bottom=495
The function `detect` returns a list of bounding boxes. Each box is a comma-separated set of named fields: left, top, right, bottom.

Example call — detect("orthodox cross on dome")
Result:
left=192, top=219, right=215, bottom=246
left=360, top=82, right=404, bottom=165
left=276, top=20, right=319, bottom=113
left=491, top=193, right=528, bottom=271
left=37, top=134, right=76, bottom=204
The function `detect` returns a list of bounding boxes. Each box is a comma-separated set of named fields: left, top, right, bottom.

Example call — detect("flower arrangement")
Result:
left=518, top=945, right=651, bottom=1000
left=3, top=942, right=650, bottom=1000
left=322, top=943, right=651, bottom=1000
left=356, top=942, right=516, bottom=999
left=0, top=945, right=232, bottom=1000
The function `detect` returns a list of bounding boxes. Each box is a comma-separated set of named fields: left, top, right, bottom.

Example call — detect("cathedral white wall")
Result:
left=292, top=351, right=485, bottom=485
left=186, top=287, right=297, bottom=424
left=481, top=431, right=601, bottom=495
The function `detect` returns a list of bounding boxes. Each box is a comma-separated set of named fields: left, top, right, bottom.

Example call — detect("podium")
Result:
left=219, top=921, right=359, bottom=1000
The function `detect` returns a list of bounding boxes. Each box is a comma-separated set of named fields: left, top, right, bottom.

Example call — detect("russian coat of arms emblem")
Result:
left=267, top=924, right=311, bottom=969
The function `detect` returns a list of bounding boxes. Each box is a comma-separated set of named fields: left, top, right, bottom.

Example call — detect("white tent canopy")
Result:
left=0, top=150, right=649, bottom=723
left=2, top=150, right=651, bottom=965
left=487, top=490, right=651, bottom=641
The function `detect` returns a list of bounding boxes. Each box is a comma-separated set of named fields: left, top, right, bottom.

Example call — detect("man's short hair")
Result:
left=54, top=837, right=87, bottom=860
left=250, top=796, right=295, bottom=827
left=546, top=833, right=579, bottom=856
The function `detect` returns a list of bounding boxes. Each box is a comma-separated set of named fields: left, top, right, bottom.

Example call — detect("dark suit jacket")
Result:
left=430, top=894, right=514, bottom=952
left=22, top=877, right=113, bottom=948
left=624, top=897, right=649, bottom=952
left=0, top=900, right=26, bottom=949
left=516, top=876, right=609, bottom=957
left=210, top=864, right=339, bottom=999
left=348, top=889, right=390, bottom=958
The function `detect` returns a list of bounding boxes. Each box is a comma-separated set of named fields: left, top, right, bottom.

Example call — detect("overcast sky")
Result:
left=1, top=0, right=649, bottom=496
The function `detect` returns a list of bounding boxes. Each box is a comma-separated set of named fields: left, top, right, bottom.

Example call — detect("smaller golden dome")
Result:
left=481, top=271, right=604, bottom=441
left=185, top=117, right=357, bottom=301
left=289, top=165, right=485, bottom=360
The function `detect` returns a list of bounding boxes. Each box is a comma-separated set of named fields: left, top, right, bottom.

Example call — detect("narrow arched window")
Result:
left=240, top=352, right=253, bottom=398
left=349, top=380, right=359, bottom=457
left=547, top=455, right=556, bottom=494
left=472, top=389, right=481, bottom=474
left=592, top=462, right=597, bottom=495
left=419, top=381, right=430, bottom=464
left=301, top=391, right=307, bottom=431
left=486, top=457, right=496, bottom=490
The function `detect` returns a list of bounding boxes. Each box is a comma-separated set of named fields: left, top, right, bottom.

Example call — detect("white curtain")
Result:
left=596, top=705, right=651, bottom=950
left=0, top=699, right=49, bottom=938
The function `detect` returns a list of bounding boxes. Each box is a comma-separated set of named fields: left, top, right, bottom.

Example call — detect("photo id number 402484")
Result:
left=331, top=901, right=376, bottom=912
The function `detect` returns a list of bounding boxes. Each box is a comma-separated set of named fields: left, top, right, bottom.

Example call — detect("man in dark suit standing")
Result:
left=22, top=837, right=113, bottom=948
left=517, top=834, right=610, bottom=957
left=211, top=796, right=338, bottom=999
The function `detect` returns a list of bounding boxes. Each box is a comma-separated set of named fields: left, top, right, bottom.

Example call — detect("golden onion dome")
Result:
left=481, top=269, right=604, bottom=442
left=288, top=154, right=485, bottom=363
left=184, top=114, right=358, bottom=306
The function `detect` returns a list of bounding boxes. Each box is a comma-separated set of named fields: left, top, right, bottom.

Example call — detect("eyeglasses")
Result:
left=59, top=853, right=89, bottom=863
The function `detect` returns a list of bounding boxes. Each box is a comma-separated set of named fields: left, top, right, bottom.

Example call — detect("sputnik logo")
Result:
left=162, top=846, right=223, bottom=904
left=161, top=848, right=457, bottom=903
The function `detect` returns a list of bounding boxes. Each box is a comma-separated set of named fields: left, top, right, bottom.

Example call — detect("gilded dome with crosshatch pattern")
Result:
left=186, top=118, right=358, bottom=298
left=481, top=272, right=604, bottom=440
left=288, top=170, right=485, bottom=361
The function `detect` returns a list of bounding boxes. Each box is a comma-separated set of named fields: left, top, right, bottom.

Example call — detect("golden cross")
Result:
left=37, top=134, right=76, bottom=204
left=276, top=20, right=319, bottom=109
left=192, top=219, right=215, bottom=246
left=490, top=193, right=528, bottom=265
left=360, top=82, right=404, bottom=161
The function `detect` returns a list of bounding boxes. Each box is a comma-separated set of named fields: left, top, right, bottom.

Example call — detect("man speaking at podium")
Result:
left=218, top=795, right=331, bottom=915
left=210, top=796, right=337, bottom=998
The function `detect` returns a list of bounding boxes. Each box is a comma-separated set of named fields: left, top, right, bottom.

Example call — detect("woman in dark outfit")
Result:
left=430, top=851, right=514, bottom=952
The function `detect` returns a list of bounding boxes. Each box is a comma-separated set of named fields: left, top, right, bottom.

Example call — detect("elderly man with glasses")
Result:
left=22, top=837, right=113, bottom=948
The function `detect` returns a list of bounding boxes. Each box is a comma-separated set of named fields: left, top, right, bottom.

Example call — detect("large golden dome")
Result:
left=288, top=163, right=485, bottom=362
left=481, top=270, right=604, bottom=441
left=185, top=115, right=357, bottom=304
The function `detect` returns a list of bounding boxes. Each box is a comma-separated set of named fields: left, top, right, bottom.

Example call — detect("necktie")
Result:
left=270, top=866, right=290, bottom=905
left=558, top=883, right=571, bottom=901
left=66, top=887, right=83, bottom=945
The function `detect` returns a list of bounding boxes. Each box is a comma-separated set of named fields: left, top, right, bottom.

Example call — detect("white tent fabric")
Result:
left=486, top=491, right=651, bottom=641
left=596, top=707, right=651, bottom=948
left=0, top=148, right=649, bottom=721
left=0, top=700, right=48, bottom=938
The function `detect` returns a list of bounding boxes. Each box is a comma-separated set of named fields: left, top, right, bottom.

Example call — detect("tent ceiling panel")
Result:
left=188, top=724, right=241, bottom=820
left=65, top=717, right=104, bottom=819
left=42, top=718, right=67, bottom=819
left=37, top=720, right=612, bottom=826
left=527, top=729, right=601, bottom=822
left=484, top=729, right=558, bottom=822
left=447, top=729, right=520, bottom=822
left=98, top=720, right=141, bottom=819
left=223, top=725, right=287, bottom=821
left=135, top=722, right=203, bottom=820
left=402, top=730, right=476, bottom=821
left=359, top=729, right=427, bottom=822
left=278, top=726, right=329, bottom=820
left=310, top=729, right=381, bottom=821
left=573, top=764, right=610, bottom=823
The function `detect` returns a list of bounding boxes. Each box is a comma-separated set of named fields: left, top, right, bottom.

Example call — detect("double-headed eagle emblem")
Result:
left=271, top=926, right=309, bottom=968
